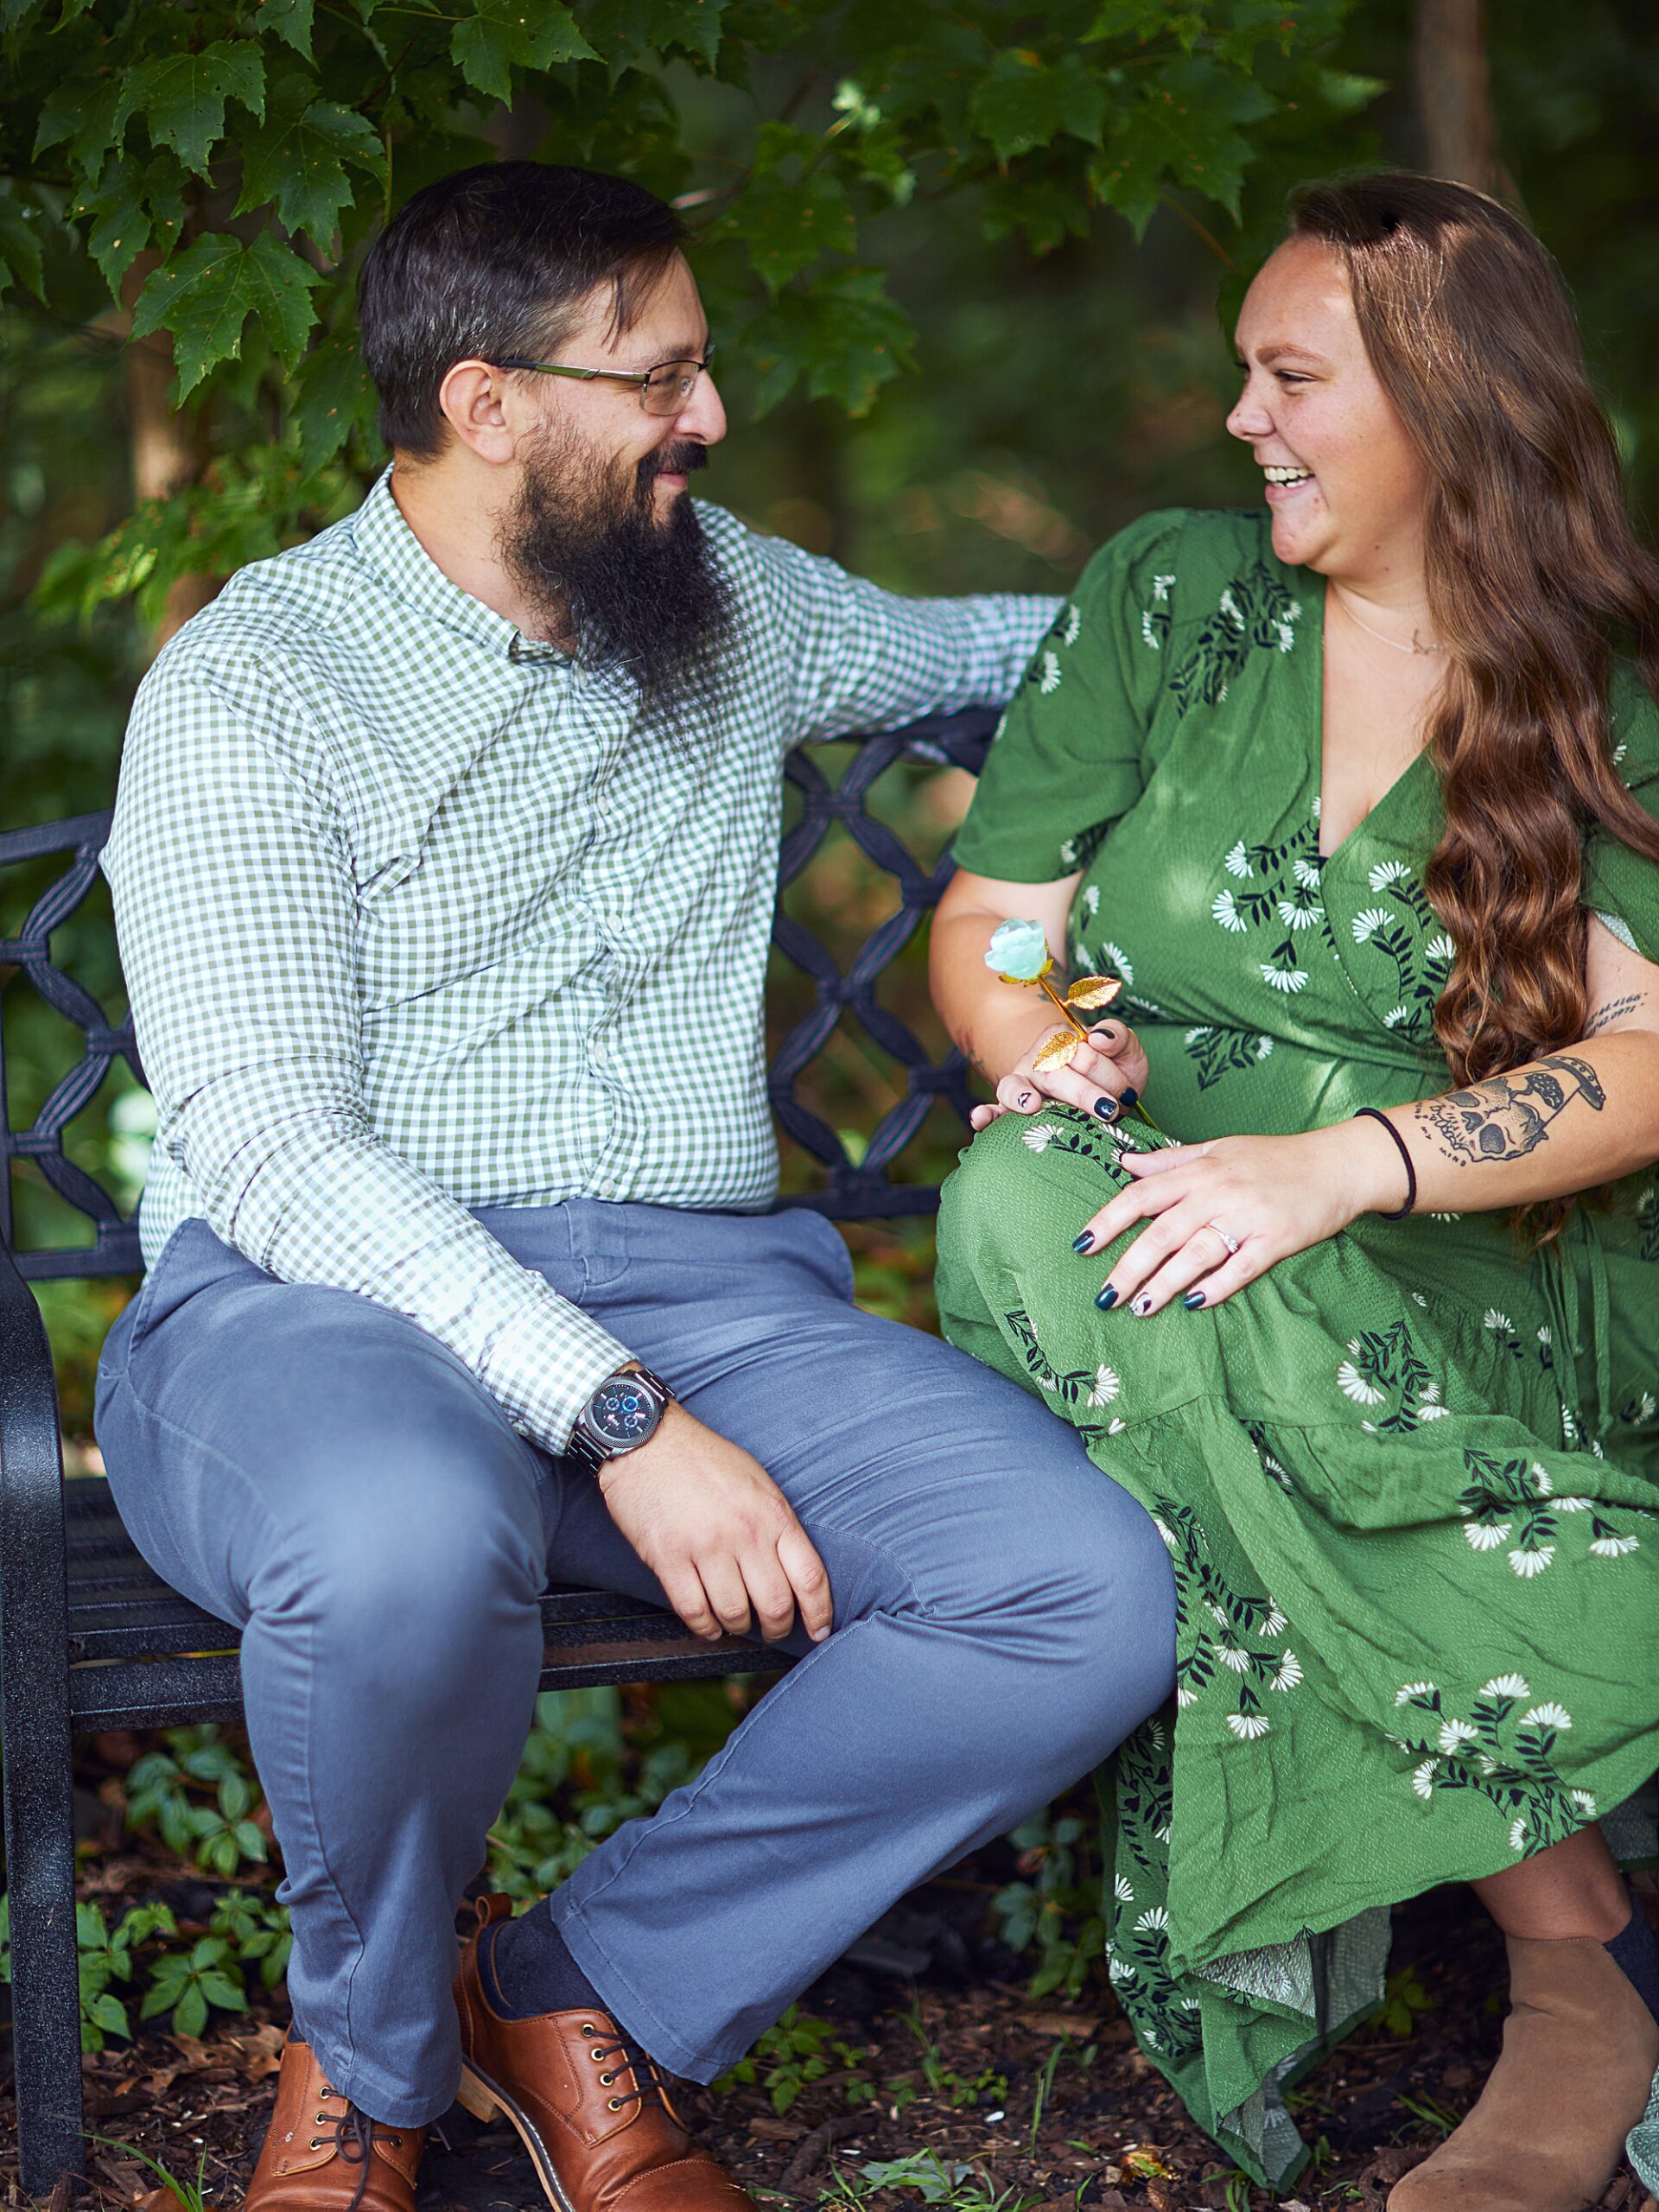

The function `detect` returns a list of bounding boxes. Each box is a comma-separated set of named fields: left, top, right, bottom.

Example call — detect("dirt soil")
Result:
left=3, top=1857, right=1656, bottom=2212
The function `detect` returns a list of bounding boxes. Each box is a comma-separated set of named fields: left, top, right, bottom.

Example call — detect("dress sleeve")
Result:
left=1581, top=670, right=1659, bottom=963
left=949, top=508, right=1185, bottom=883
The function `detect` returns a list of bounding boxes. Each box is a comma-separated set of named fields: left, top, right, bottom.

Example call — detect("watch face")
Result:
left=589, top=1377, right=659, bottom=1448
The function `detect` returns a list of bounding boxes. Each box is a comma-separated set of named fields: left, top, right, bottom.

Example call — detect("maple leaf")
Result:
left=131, top=232, right=321, bottom=397
left=450, top=0, right=598, bottom=106
left=236, top=70, right=387, bottom=248
left=113, top=40, right=267, bottom=178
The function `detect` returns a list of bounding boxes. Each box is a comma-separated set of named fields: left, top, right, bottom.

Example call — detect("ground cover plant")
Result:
left=1, top=1681, right=1656, bottom=2210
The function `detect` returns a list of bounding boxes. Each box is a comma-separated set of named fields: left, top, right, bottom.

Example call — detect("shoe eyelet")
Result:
left=390, top=2136, right=403, bottom=2148
left=607, top=2099, right=624, bottom=2112
left=315, top=2112, right=328, bottom=2124
left=580, top=2022, right=598, bottom=2036
left=591, top=2046, right=607, bottom=2062
left=599, top=2072, right=615, bottom=2085
left=309, top=2138, right=324, bottom=2151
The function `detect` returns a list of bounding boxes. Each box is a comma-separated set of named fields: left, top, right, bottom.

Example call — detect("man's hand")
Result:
left=597, top=1402, right=833, bottom=1645
left=969, top=1019, right=1151, bottom=1134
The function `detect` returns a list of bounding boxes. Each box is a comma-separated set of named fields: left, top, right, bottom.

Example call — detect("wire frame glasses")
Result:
left=491, top=343, right=716, bottom=416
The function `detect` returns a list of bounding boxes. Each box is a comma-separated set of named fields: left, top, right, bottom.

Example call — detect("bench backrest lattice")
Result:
left=0, top=708, right=994, bottom=2196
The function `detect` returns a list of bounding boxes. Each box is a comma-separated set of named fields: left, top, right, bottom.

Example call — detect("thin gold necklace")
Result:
left=1332, top=585, right=1444, bottom=657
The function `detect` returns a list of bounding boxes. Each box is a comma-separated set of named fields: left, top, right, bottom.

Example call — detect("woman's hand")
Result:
left=969, top=1018, right=1152, bottom=1134
left=1075, top=1117, right=1408, bottom=1313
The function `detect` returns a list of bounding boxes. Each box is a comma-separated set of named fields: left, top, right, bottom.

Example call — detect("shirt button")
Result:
left=590, top=1040, right=607, bottom=1068
left=594, top=1176, right=617, bottom=1198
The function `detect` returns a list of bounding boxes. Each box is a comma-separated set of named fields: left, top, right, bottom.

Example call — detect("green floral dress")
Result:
left=936, top=507, right=1659, bottom=2187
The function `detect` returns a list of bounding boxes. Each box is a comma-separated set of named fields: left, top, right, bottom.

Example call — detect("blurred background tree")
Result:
left=1, top=0, right=1656, bottom=1415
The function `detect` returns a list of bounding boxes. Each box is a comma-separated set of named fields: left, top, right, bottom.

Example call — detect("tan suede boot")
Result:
left=1388, top=1933, right=1659, bottom=2211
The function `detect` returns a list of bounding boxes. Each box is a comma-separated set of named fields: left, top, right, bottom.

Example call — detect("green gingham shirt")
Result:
left=105, top=467, right=1056, bottom=1452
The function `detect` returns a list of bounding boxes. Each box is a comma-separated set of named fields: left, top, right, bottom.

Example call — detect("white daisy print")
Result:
left=1482, top=1675, right=1531, bottom=1700
left=1103, top=942, right=1134, bottom=984
left=1464, top=1522, right=1511, bottom=1552
left=1509, top=1545, right=1554, bottom=1577
left=1437, top=1718, right=1479, bottom=1753
left=1271, top=1652, right=1303, bottom=1691
left=1228, top=1713, right=1271, bottom=1740
left=1412, top=1760, right=1440, bottom=1800
left=1368, top=859, right=1413, bottom=892
left=1591, top=1534, right=1640, bottom=1558
left=1212, top=890, right=1248, bottom=932
left=1087, top=1363, right=1122, bottom=1408
left=1039, top=651, right=1062, bottom=694
left=1351, top=906, right=1395, bottom=944
left=1397, top=1681, right=1440, bottom=1706
left=1261, top=964, right=1309, bottom=992
left=1521, top=1703, right=1572, bottom=1731
left=1224, top=839, right=1252, bottom=879
left=1021, top=1125, right=1058, bottom=1152
left=1061, top=604, right=1082, bottom=645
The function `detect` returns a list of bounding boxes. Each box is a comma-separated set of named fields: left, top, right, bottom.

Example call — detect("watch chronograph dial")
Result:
left=592, top=1380, right=657, bottom=1446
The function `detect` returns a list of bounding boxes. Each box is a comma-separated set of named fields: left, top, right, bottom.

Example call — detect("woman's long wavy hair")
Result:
left=1287, top=173, right=1659, bottom=1238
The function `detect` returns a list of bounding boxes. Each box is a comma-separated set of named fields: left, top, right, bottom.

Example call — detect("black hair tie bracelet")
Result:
left=1354, top=1107, right=1417, bottom=1219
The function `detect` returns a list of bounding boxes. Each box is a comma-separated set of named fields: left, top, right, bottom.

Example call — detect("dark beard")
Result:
left=497, top=428, right=734, bottom=725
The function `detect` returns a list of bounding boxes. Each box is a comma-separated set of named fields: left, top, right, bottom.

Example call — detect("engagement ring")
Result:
left=1207, top=1222, right=1242, bottom=1257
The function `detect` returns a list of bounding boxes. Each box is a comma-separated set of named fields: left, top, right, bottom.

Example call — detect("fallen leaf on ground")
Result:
left=1019, top=2011, right=1099, bottom=2037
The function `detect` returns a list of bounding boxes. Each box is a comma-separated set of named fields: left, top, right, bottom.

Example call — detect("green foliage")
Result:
left=140, top=1935, right=251, bottom=2040
left=1, top=0, right=1367, bottom=623
left=990, top=1808, right=1106, bottom=2000
left=714, top=2002, right=874, bottom=2113
left=124, top=1725, right=270, bottom=1876
left=1370, top=1962, right=1434, bottom=2038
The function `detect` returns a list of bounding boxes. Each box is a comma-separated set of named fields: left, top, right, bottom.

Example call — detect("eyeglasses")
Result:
left=490, top=343, right=716, bottom=417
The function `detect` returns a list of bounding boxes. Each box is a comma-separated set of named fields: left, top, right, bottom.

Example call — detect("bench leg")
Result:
left=3, top=1691, right=85, bottom=2196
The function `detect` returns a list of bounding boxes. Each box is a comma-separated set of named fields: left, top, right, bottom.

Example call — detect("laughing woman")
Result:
left=930, top=174, right=1659, bottom=2210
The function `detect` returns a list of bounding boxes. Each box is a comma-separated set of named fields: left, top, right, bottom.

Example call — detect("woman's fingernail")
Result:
left=1130, top=1293, right=1152, bottom=1317
left=1183, top=1290, right=1205, bottom=1309
left=1093, top=1096, right=1118, bottom=1122
left=1095, top=1284, right=1118, bottom=1310
left=1120, top=1087, right=1140, bottom=1110
left=1072, top=1231, right=1095, bottom=1253
left=1018, top=1090, right=1033, bottom=1108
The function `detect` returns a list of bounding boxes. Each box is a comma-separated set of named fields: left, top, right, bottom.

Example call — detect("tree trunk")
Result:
left=120, top=254, right=217, bottom=652
left=1414, top=0, right=1500, bottom=194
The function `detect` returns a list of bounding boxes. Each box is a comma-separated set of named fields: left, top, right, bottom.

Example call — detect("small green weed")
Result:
left=124, top=1726, right=269, bottom=1877
left=1371, top=1965, right=1434, bottom=2038
left=85, top=2133, right=209, bottom=2210
left=820, top=2149, right=1043, bottom=2207
left=715, top=2005, right=874, bottom=2114
left=1395, top=2089, right=1461, bottom=2138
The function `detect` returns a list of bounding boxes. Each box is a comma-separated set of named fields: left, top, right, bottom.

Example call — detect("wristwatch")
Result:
left=565, top=1363, right=677, bottom=1475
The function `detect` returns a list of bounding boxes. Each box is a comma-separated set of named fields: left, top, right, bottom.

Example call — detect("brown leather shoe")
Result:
left=245, top=2035, right=425, bottom=2210
left=1388, top=1932, right=1659, bottom=2210
left=454, top=1896, right=756, bottom=2210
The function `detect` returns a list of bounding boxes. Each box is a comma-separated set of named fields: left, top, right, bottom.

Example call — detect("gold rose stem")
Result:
left=1033, top=974, right=1162, bottom=1135
left=1038, top=976, right=1088, bottom=1036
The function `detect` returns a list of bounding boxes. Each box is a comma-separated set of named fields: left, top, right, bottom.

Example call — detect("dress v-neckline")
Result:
left=1306, top=575, right=1434, bottom=866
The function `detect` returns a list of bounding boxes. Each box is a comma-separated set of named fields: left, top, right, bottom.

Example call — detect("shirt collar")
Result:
left=349, top=464, right=568, bottom=664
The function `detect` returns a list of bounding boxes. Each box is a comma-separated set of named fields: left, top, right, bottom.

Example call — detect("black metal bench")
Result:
left=0, top=706, right=995, bottom=2195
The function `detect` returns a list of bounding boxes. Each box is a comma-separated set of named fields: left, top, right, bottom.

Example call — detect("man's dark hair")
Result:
left=359, top=162, right=689, bottom=461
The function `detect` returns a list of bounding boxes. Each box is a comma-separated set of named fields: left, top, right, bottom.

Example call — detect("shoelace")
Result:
left=586, top=2027, right=676, bottom=2119
left=313, top=2086, right=404, bottom=2210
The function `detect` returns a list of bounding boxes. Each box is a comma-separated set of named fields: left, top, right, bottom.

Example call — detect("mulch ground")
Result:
left=3, top=1848, right=1656, bottom=2212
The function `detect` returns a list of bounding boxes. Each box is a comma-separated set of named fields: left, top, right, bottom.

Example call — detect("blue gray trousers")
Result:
left=93, top=1198, right=1175, bottom=2128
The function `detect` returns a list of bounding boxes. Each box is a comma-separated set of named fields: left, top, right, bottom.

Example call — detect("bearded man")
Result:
left=94, top=162, right=1175, bottom=2212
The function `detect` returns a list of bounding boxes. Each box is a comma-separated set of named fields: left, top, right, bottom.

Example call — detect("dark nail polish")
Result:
left=1093, top=1096, right=1118, bottom=1122
left=1183, top=1290, right=1205, bottom=1309
left=1095, top=1285, right=1118, bottom=1309
left=1072, top=1231, right=1095, bottom=1253
left=1130, top=1294, right=1152, bottom=1316
left=1120, top=1087, right=1140, bottom=1110
left=1018, top=1090, right=1033, bottom=1108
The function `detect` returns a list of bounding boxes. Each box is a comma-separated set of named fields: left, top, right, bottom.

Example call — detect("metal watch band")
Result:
left=564, top=1363, right=677, bottom=1475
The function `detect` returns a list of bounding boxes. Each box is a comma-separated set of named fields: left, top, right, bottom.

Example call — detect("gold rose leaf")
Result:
left=1032, top=1029, right=1082, bottom=1072
left=1065, top=976, right=1122, bottom=1011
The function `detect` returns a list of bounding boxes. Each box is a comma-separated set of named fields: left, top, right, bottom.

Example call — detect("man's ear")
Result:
left=436, top=359, right=521, bottom=465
